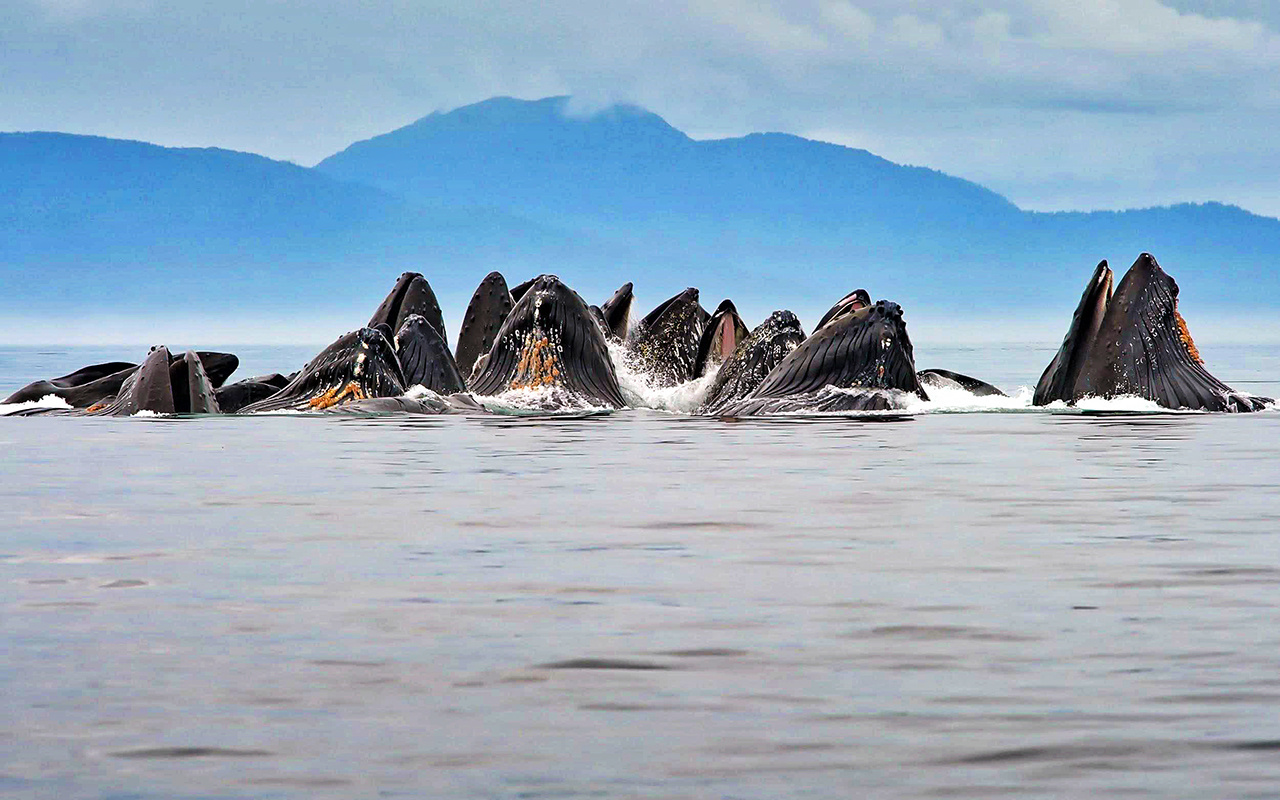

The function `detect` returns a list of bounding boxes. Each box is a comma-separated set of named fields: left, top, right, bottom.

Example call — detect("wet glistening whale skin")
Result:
left=468, top=275, right=628, bottom=409
left=715, top=300, right=928, bottom=415
left=3, top=255, right=1272, bottom=418
left=1034, top=254, right=1271, bottom=412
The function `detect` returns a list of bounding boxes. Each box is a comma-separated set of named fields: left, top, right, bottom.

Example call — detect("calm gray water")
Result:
left=3, top=343, right=1280, bottom=799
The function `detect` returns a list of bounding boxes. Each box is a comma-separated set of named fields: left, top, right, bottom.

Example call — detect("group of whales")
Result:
left=4, top=253, right=1272, bottom=417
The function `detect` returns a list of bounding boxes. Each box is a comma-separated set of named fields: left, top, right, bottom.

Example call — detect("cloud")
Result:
left=1, top=0, right=1279, bottom=214
left=819, top=1, right=876, bottom=44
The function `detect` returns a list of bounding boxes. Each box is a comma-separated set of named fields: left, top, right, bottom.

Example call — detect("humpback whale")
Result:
left=468, top=275, right=628, bottom=408
left=80, top=348, right=223, bottom=416
left=1034, top=260, right=1113, bottom=407
left=628, top=288, right=706, bottom=386
left=317, top=393, right=485, bottom=415
left=395, top=314, right=467, bottom=394
left=86, top=347, right=177, bottom=416
left=456, top=271, right=513, bottom=379
left=509, top=277, right=535, bottom=305
left=4, top=363, right=137, bottom=407
left=5, top=352, right=238, bottom=408
left=917, top=369, right=1006, bottom=397
left=168, top=350, right=222, bottom=414
left=1035, top=254, right=1270, bottom=412
left=589, top=305, right=610, bottom=338
left=693, top=299, right=751, bottom=379
left=369, top=272, right=446, bottom=340
left=598, top=282, right=634, bottom=341
left=698, top=310, right=807, bottom=415
left=44, top=362, right=136, bottom=391
left=215, top=373, right=291, bottom=413
left=4, top=351, right=236, bottom=410
left=188, top=352, right=240, bottom=389
left=50, top=362, right=136, bottom=387
left=815, top=289, right=872, bottom=332
left=239, top=327, right=407, bottom=413
left=717, top=301, right=927, bottom=415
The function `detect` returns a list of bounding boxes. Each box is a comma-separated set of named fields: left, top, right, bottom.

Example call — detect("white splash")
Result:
left=1020, top=394, right=1228, bottom=414
left=0, top=394, right=71, bottom=416
left=608, top=340, right=717, bottom=413
left=903, top=384, right=1037, bottom=413
left=900, top=387, right=1209, bottom=415
left=473, top=385, right=613, bottom=415
left=1070, top=394, right=1197, bottom=413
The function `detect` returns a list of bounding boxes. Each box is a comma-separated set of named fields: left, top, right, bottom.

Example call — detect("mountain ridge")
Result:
left=2, top=97, right=1277, bottom=328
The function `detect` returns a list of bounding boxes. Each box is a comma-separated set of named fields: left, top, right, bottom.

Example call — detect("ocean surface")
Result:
left=3, top=341, right=1280, bottom=799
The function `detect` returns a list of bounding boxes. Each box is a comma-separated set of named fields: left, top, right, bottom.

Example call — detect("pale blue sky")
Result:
left=3, top=0, right=1278, bottom=215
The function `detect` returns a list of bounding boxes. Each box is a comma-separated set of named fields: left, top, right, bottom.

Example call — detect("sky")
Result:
left=2, top=0, right=1279, bottom=216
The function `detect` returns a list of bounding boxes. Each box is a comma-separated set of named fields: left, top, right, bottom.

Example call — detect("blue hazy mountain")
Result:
left=3, top=97, right=1279, bottom=330
left=316, top=96, right=1017, bottom=226
left=317, top=96, right=1280, bottom=311
left=0, top=132, right=560, bottom=314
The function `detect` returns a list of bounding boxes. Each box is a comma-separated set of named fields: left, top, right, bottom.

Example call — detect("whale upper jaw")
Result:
left=1034, top=259, right=1113, bottom=407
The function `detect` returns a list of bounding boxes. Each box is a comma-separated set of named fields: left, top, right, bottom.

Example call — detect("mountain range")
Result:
left=3, top=95, right=1278, bottom=337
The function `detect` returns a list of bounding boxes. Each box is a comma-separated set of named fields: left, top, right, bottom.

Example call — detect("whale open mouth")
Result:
left=719, top=317, right=737, bottom=357
left=712, top=300, right=925, bottom=415
left=600, top=282, right=634, bottom=341
left=697, top=309, right=809, bottom=415
left=1035, top=254, right=1270, bottom=412
left=369, top=272, right=445, bottom=339
left=1033, top=260, right=1114, bottom=406
left=630, top=287, right=706, bottom=386
left=239, top=327, right=407, bottom=413
left=456, top=271, right=514, bottom=379
left=510, top=328, right=564, bottom=390
left=815, top=288, right=873, bottom=332
left=690, top=298, right=748, bottom=379
left=469, top=275, right=628, bottom=408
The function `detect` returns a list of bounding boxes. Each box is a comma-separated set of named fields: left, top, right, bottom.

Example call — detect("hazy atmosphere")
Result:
left=4, top=0, right=1280, bottom=215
